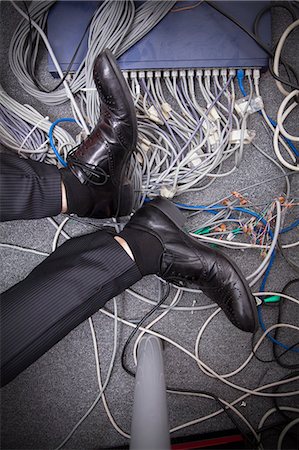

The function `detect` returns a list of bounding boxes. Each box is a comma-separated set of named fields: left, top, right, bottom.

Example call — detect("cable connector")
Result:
left=204, top=69, right=211, bottom=78
left=148, top=105, right=164, bottom=125
left=229, top=129, right=256, bottom=144
left=163, top=70, right=170, bottom=78
left=212, top=68, right=219, bottom=77
left=123, top=71, right=129, bottom=80
left=160, top=185, right=176, bottom=199
left=155, top=70, right=161, bottom=78
left=179, top=69, right=186, bottom=78
left=187, top=69, right=194, bottom=78
left=229, top=68, right=236, bottom=77
left=146, top=71, right=153, bottom=79
left=171, top=70, right=178, bottom=79
left=130, top=71, right=137, bottom=79
left=235, top=95, right=264, bottom=116
left=161, top=102, right=172, bottom=120
left=253, top=69, right=260, bottom=82
left=245, top=68, right=252, bottom=77
left=138, top=71, right=145, bottom=79
left=196, top=69, right=203, bottom=78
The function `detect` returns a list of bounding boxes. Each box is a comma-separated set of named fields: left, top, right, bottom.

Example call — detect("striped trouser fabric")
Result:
left=0, top=152, right=142, bottom=386
left=0, top=152, right=62, bottom=221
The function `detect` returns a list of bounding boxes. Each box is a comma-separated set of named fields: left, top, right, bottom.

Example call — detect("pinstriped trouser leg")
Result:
left=0, top=152, right=62, bottom=221
left=1, top=231, right=142, bottom=386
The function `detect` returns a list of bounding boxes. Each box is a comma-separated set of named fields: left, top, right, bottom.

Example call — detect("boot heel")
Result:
left=149, top=197, right=186, bottom=228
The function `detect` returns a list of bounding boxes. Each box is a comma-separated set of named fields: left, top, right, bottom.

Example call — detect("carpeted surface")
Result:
left=1, top=2, right=299, bottom=450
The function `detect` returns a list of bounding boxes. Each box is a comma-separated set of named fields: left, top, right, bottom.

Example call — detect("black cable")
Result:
left=22, top=2, right=93, bottom=93
left=272, top=279, right=299, bottom=369
left=272, top=371, right=299, bottom=422
left=120, top=285, right=258, bottom=447
left=253, top=2, right=297, bottom=40
left=167, top=388, right=258, bottom=449
left=121, top=282, right=170, bottom=377
left=277, top=238, right=299, bottom=274
left=205, top=1, right=299, bottom=91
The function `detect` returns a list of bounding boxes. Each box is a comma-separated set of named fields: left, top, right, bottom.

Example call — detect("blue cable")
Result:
left=48, top=118, right=76, bottom=167
left=257, top=304, right=299, bottom=354
left=236, top=70, right=299, bottom=158
left=280, top=218, right=299, bottom=234
left=260, top=250, right=276, bottom=292
left=237, top=69, right=247, bottom=97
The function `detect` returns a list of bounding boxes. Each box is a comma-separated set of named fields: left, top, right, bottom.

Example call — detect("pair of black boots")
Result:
left=61, top=49, right=258, bottom=333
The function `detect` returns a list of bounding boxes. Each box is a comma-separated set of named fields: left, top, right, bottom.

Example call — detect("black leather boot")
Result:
left=65, top=48, right=137, bottom=218
left=123, top=197, right=258, bottom=333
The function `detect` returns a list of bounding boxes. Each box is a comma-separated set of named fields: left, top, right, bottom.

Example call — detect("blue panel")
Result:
left=118, top=1, right=271, bottom=70
left=47, top=1, right=101, bottom=76
left=47, top=1, right=271, bottom=76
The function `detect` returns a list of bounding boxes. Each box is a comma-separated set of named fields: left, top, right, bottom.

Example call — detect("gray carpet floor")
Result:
left=1, top=2, right=299, bottom=449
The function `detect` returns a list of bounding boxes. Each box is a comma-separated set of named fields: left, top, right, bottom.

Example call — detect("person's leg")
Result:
left=0, top=49, right=138, bottom=222
left=1, top=197, right=257, bottom=387
left=0, top=152, right=63, bottom=221
left=0, top=230, right=143, bottom=387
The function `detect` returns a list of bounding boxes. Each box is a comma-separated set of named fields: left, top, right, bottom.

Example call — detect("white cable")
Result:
left=273, top=19, right=299, bottom=96
left=258, top=406, right=299, bottom=435
left=51, top=217, right=70, bottom=252
left=277, top=89, right=299, bottom=142
left=10, top=1, right=89, bottom=135
left=277, top=418, right=299, bottom=450
left=55, top=299, right=122, bottom=449
left=0, top=243, right=49, bottom=257
left=100, top=308, right=299, bottom=397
